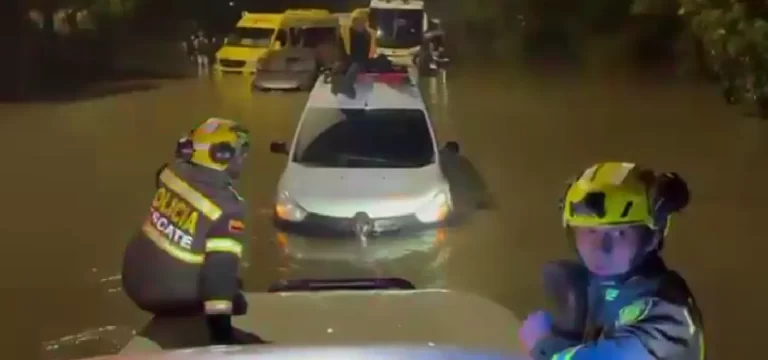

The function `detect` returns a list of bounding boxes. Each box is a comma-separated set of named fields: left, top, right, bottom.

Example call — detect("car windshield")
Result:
left=296, top=26, right=337, bottom=48
left=293, top=108, right=435, bottom=168
left=369, top=8, right=424, bottom=49
left=226, top=27, right=274, bottom=47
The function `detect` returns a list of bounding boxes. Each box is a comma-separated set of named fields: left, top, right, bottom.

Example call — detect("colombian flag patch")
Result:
left=228, top=220, right=245, bottom=233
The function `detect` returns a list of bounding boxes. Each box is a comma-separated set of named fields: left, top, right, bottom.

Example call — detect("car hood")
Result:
left=216, top=46, right=268, bottom=61
left=262, top=48, right=315, bottom=71
left=280, top=163, right=448, bottom=218
left=104, top=346, right=524, bottom=360
left=115, top=290, right=523, bottom=355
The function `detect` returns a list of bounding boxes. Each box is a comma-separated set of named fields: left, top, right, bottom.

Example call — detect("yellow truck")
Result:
left=215, top=9, right=339, bottom=74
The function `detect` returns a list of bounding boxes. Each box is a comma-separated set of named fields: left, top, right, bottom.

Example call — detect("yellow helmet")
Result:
left=178, top=118, right=250, bottom=171
left=562, top=162, right=660, bottom=230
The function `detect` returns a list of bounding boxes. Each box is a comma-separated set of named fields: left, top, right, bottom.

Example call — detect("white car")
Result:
left=269, top=72, right=459, bottom=246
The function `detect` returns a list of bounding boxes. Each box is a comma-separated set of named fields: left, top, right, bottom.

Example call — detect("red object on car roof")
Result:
left=357, top=72, right=409, bottom=85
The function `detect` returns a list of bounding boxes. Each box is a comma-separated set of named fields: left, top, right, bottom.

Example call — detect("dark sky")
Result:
left=236, top=0, right=370, bottom=12
left=194, top=0, right=371, bottom=32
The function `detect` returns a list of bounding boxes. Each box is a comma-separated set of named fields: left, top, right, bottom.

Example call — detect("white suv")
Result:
left=269, top=73, right=459, bottom=245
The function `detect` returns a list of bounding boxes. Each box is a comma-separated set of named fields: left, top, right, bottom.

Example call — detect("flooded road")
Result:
left=1, top=62, right=766, bottom=359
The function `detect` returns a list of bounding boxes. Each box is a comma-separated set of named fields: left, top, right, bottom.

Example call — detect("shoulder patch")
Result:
left=228, top=219, right=245, bottom=233
left=617, top=299, right=654, bottom=327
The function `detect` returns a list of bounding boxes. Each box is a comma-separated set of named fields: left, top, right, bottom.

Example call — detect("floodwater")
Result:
left=0, top=54, right=765, bottom=359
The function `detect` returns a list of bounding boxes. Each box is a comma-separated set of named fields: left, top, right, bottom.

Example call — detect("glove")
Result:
left=519, top=311, right=553, bottom=355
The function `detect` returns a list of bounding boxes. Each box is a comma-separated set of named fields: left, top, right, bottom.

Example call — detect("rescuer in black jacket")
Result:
left=123, top=118, right=255, bottom=344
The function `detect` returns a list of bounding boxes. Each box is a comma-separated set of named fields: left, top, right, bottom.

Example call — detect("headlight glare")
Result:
left=415, top=191, right=451, bottom=223
left=275, top=192, right=307, bottom=222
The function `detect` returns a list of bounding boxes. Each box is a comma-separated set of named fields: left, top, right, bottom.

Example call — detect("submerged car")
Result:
left=251, top=11, right=339, bottom=90
left=78, top=278, right=527, bottom=359
left=216, top=9, right=339, bottom=75
left=269, top=72, right=459, bottom=242
left=252, top=47, right=319, bottom=91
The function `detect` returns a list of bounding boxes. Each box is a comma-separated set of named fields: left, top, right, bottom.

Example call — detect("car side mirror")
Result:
left=270, top=141, right=288, bottom=154
left=444, top=141, right=459, bottom=154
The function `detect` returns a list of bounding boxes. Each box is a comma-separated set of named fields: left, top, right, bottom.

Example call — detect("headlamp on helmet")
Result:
left=175, top=118, right=250, bottom=171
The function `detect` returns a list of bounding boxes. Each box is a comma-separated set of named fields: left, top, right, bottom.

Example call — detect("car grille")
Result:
left=219, top=59, right=246, bottom=68
left=298, top=212, right=421, bottom=236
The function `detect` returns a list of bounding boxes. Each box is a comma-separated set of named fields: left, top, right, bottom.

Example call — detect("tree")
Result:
left=680, top=0, right=768, bottom=116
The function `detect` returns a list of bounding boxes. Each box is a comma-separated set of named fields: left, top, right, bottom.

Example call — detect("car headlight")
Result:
left=415, top=191, right=451, bottom=223
left=275, top=192, right=307, bottom=222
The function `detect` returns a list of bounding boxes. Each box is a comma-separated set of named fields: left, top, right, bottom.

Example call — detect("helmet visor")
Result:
left=565, top=190, right=648, bottom=228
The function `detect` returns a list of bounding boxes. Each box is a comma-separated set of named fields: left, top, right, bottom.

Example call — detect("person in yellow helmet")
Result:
left=518, top=162, right=704, bottom=360
left=123, top=118, right=263, bottom=345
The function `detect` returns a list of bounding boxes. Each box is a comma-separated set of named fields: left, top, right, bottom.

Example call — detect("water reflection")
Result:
left=276, top=229, right=451, bottom=288
left=18, top=28, right=768, bottom=360
left=43, top=325, right=136, bottom=360
left=40, top=273, right=142, bottom=360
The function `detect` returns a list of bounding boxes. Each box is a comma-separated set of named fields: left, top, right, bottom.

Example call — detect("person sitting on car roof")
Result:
left=338, top=9, right=376, bottom=66
left=332, top=9, right=395, bottom=98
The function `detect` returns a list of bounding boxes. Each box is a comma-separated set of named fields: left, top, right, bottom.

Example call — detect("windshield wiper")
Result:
left=337, top=154, right=421, bottom=167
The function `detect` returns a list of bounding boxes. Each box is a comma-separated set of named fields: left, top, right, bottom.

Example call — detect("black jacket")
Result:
left=123, top=161, right=246, bottom=316
left=534, top=257, right=705, bottom=360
